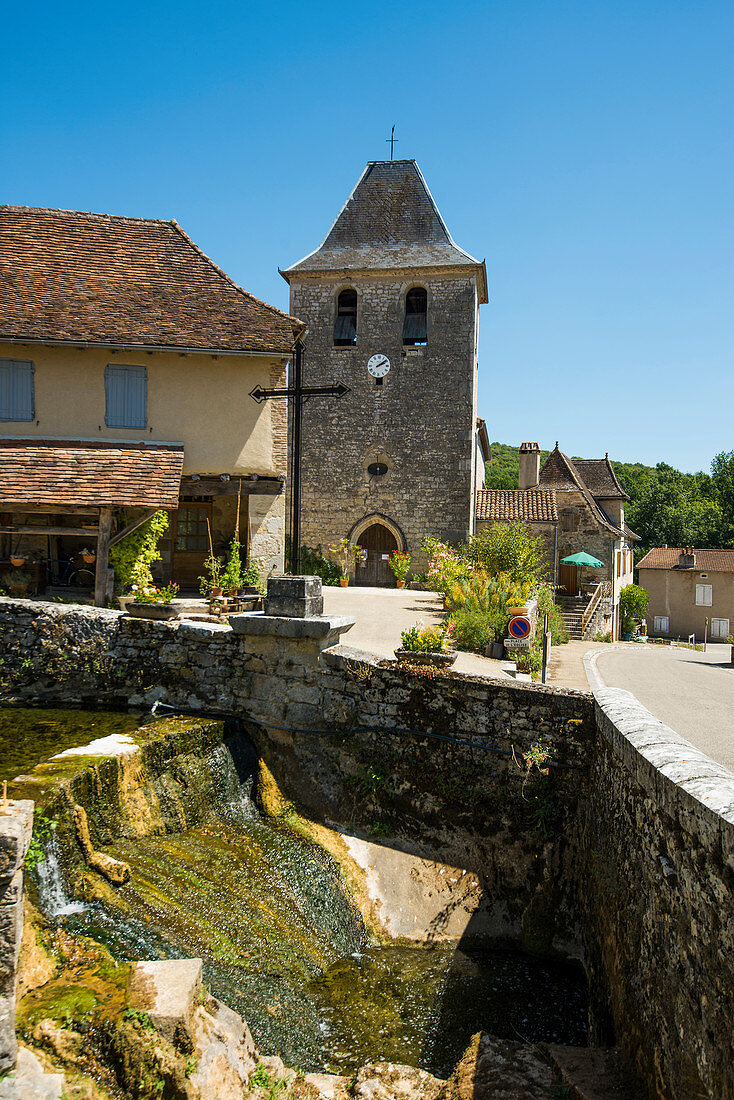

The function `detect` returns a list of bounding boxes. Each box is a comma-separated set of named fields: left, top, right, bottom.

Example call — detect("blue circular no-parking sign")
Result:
left=508, top=616, right=531, bottom=639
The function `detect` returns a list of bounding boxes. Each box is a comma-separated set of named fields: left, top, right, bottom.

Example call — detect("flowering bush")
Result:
left=328, top=538, right=367, bottom=577
left=388, top=551, right=411, bottom=583
left=400, top=619, right=454, bottom=653
left=422, top=539, right=472, bottom=596
left=131, top=582, right=179, bottom=605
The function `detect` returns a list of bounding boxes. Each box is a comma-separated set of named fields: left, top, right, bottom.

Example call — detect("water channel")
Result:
left=6, top=707, right=589, bottom=1077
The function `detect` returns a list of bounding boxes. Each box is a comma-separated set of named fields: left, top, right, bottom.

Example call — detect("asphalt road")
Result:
left=592, top=642, right=734, bottom=772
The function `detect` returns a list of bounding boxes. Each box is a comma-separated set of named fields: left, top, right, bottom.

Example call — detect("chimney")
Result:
left=519, top=442, right=541, bottom=489
left=678, top=548, right=696, bottom=569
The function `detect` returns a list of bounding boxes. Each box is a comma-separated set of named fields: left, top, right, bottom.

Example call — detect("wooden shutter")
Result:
left=0, top=359, right=34, bottom=421
left=105, top=365, right=147, bottom=428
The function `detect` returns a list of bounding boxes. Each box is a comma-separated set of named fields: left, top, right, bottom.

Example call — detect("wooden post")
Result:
left=95, top=507, right=113, bottom=607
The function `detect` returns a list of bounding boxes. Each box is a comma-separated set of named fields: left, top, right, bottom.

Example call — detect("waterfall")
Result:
left=34, top=832, right=88, bottom=917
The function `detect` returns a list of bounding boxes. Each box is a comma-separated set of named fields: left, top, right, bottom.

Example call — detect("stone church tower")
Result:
left=281, top=160, right=487, bottom=584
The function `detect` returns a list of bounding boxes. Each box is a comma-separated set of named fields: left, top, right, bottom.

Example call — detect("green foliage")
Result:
left=198, top=554, right=225, bottom=595
left=109, top=511, right=169, bottom=590
left=221, top=538, right=243, bottom=595
left=484, top=442, right=551, bottom=489
left=515, top=648, right=543, bottom=676
left=123, top=1007, right=154, bottom=1030
left=462, top=522, right=548, bottom=583
left=241, top=558, right=265, bottom=594
left=711, top=450, right=734, bottom=544
left=299, top=544, right=342, bottom=586
left=248, top=1065, right=291, bottom=1097
left=620, top=583, right=649, bottom=633
left=447, top=572, right=531, bottom=616
left=424, top=540, right=472, bottom=596
left=449, top=607, right=497, bottom=651
left=388, top=551, right=411, bottom=582
left=25, top=813, right=55, bottom=869
left=533, top=583, right=569, bottom=646
left=399, top=619, right=451, bottom=652
left=328, top=538, right=366, bottom=577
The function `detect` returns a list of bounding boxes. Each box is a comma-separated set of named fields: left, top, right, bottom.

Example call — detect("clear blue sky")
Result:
left=3, top=1, right=732, bottom=472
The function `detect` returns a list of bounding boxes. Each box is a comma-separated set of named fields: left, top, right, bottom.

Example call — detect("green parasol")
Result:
left=560, top=551, right=605, bottom=567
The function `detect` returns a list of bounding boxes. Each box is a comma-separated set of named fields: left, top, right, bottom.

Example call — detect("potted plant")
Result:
left=394, top=619, right=456, bottom=668
left=388, top=550, right=411, bottom=589
left=199, top=555, right=225, bottom=598
left=80, top=547, right=97, bottom=564
left=1, top=570, right=31, bottom=597
left=126, top=582, right=180, bottom=620
left=9, top=555, right=26, bottom=568
left=328, top=539, right=366, bottom=586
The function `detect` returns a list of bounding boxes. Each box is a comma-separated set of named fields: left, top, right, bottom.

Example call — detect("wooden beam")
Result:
left=180, top=477, right=284, bottom=497
left=95, top=507, right=113, bottom=607
left=0, top=525, right=99, bottom=537
left=0, top=505, right=100, bottom=515
left=109, top=509, right=160, bottom=549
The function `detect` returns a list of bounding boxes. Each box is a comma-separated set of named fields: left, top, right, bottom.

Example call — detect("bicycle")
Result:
left=44, top=557, right=96, bottom=590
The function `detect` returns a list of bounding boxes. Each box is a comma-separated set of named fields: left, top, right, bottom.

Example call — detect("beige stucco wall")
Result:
left=0, top=342, right=287, bottom=476
left=640, top=568, right=734, bottom=640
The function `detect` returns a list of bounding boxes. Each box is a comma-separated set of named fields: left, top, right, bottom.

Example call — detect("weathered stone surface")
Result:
left=353, top=1061, right=443, bottom=1099
left=436, top=1032, right=558, bottom=1099
left=70, top=802, right=130, bottom=884
left=0, top=1045, right=65, bottom=1099
left=0, top=802, right=33, bottom=883
left=190, top=997, right=258, bottom=1099
left=228, top=612, right=354, bottom=639
left=129, top=958, right=202, bottom=1047
left=0, top=801, right=33, bottom=1073
left=546, top=1043, right=644, bottom=1099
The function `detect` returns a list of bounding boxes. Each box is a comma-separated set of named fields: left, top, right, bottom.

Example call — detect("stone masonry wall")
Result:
left=289, top=272, right=478, bottom=559
left=0, top=799, right=33, bottom=1072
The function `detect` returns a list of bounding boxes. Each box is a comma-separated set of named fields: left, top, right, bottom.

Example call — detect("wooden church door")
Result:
left=357, top=524, right=398, bottom=586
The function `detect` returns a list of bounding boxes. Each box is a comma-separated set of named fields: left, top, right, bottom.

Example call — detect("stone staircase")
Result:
left=558, top=594, right=589, bottom=639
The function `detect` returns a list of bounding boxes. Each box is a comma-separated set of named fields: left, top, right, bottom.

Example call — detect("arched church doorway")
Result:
left=356, top=523, right=398, bottom=586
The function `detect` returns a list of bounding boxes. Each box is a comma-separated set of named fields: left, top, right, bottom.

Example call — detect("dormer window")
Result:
left=334, top=289, right=357, bottom=346
left=403, top=287, right=427, bottom=346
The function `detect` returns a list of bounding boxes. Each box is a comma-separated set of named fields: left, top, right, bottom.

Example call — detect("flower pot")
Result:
left=82, top=554, right=96, bottom=564
left=10, top=557, right=25, bottom=567
left=8, top=584, right=28, bottom=597
left=339, top=577, right=350, bottom=587
left=394, top=648, right=457, bottom=668
left=506, top=605, right=529, bottom=618
left=127, top=603, right=179, bottom=621
left=395, top=580, right=405, bottom=589
left=210, top=587, right=223, bottom=598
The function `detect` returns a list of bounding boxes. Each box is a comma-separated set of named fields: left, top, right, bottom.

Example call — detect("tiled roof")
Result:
left=0, top=439, right=184, bottom=507
left=572, top=457, right=629, bottom=500
left=637, top=547, right=734, bottom=572
left=0, top=206, right=305, bottom=353
left=539, top=446, right=623, bottom=537
left=476, top=488, right=558, bottom=523
left=282, top=161, right=488, bottom=302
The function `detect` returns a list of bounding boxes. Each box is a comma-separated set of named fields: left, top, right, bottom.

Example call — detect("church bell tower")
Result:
left=281, top=159, right=487, bottom=584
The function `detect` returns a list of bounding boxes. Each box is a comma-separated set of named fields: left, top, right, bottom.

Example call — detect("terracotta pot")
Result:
left=8, top=584, right=28, bottom=597
left=10, top=557, right=25, bottom=567
left=126, top=603, right=178, bottom=621
left=506, top=605, right=529, bottom=618
left=339, top=577, right=349, bottom=587
left=394, top=648, right=457, bottom=668
left=396, top=580, right=405, bottom=589
left=82, top=554, right=96, bottom=564
left=210, top=587, right=223, bottom=597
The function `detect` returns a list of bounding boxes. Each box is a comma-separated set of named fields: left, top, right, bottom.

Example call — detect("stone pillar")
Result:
left=0, top=800, right=33, bottom=1072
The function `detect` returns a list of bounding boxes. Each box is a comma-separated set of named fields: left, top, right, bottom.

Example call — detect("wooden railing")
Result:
left=581, top=583, right=604, bottom=635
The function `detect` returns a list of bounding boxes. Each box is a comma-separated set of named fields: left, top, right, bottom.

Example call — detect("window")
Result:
left=174, top=505, right=209, bottom=552
left=105, top=365, right=147, bottom=428
left=711, top=618, right=730, bottom=640
left=403, top=287, right=427, bottom=345
left=654, top=616, right=669, bottom=634
left=334, top=289, right=357, bottom=346
left=616, top=551, right=622, bottom=578
left=696, top=584, right=712, bottom=606
left=0, top=359, right=34, bottom=421
left=560, top=509, right=576, bottom=532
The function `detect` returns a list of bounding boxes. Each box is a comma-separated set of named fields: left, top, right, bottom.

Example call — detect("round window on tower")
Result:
left=367, top=462, right=388, bottom=477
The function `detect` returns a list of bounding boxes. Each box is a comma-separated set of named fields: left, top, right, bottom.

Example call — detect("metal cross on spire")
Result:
left=386, top=125, right=398, bottom=160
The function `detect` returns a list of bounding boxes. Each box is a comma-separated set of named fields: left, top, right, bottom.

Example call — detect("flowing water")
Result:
left=22, top=712, right=588, bottom=1076
left=0, top=707, right=143, bottom=782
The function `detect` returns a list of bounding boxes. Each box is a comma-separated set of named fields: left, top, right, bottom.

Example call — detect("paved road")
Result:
left=592, top=643, right=734, bottom=772
left=321, top=586, right=507, bottom=679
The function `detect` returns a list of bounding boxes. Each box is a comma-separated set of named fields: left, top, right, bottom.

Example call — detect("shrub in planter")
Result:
left=388, top=551, right=411, bottom=587
left=1, top=570, right=31, bottom=596
left=449, top=607, right=497, bottom=652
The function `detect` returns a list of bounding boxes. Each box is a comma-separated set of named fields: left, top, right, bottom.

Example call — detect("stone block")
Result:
left=0, top=803, right=34, bottom=885
left=0, top=1045, right=65, bottom=1098
left=228, top=613, right=354, bottom=642
left=264, top=575, right=324, bottom=618
left=129, top=958, right=202, bottom=1047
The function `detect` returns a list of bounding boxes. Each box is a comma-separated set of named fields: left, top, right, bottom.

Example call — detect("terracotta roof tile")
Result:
left=637, top=547, right=734, bottom=572
left=572, top=457, right=629, bottom=500
left=539, top=446, right=625, bottom=536
left=0, top=206, right=305, bottom=353
left=0, top=439, right=183, bottom=507
left=476, top=488, right=558, bottom=523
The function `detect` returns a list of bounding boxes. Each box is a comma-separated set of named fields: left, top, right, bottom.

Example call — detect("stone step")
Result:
left=546, top=1044, right=645, bottom=1099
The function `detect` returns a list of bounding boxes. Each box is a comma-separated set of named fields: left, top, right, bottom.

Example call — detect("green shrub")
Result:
left=109, top=511, right=169, bottom=590
left=533, top=583, right=569, bottom=646
left=461, top=522, right=548, bottom=583
left=620, top=583, right=649, bottom=634
left=449, top=607, right=497, bottom=651
left=299, top=544, right=342, bottom=586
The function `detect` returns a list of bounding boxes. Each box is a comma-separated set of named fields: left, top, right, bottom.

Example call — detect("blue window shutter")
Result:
left=0, top=359, right=34, bottom=420
left=105, top=365, right=147, bottom=428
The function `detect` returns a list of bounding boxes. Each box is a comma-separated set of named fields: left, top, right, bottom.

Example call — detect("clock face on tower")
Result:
left=367, top=353, right=391, bottom=378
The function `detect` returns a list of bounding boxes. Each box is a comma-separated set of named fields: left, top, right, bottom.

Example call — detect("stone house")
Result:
left=281, top=159, right=488, bottom=585
left=476, top=442, right=638, bottom=638
left=637, top=547, right=734, bottom=641
left=0, top=206, right=305, bottom=600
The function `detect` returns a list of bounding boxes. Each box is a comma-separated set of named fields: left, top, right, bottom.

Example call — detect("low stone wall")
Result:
left=0, top=799, right=33, bottom=1072
left=583, top=686, right=734, bottom=1099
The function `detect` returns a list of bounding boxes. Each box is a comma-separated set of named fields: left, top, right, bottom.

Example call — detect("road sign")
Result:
left=508, top=616, right=532, bottom=640
left=504, top=636, right=531, bottom=649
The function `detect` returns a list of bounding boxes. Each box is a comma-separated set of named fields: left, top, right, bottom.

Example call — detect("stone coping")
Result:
left=228, top=612, right=355, bottom=640
left=586, top=663, right=734, bottom=830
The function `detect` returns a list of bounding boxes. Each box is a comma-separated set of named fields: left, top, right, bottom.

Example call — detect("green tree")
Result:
left=461, top=522, right=548, bottom=583
left=109, top=511, right=169, bottom=590
left=711, top=451, right=734, bottom=545
left=626, top=466, right=722, bottom=556
left=620, top=584, right=649, bottom=634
